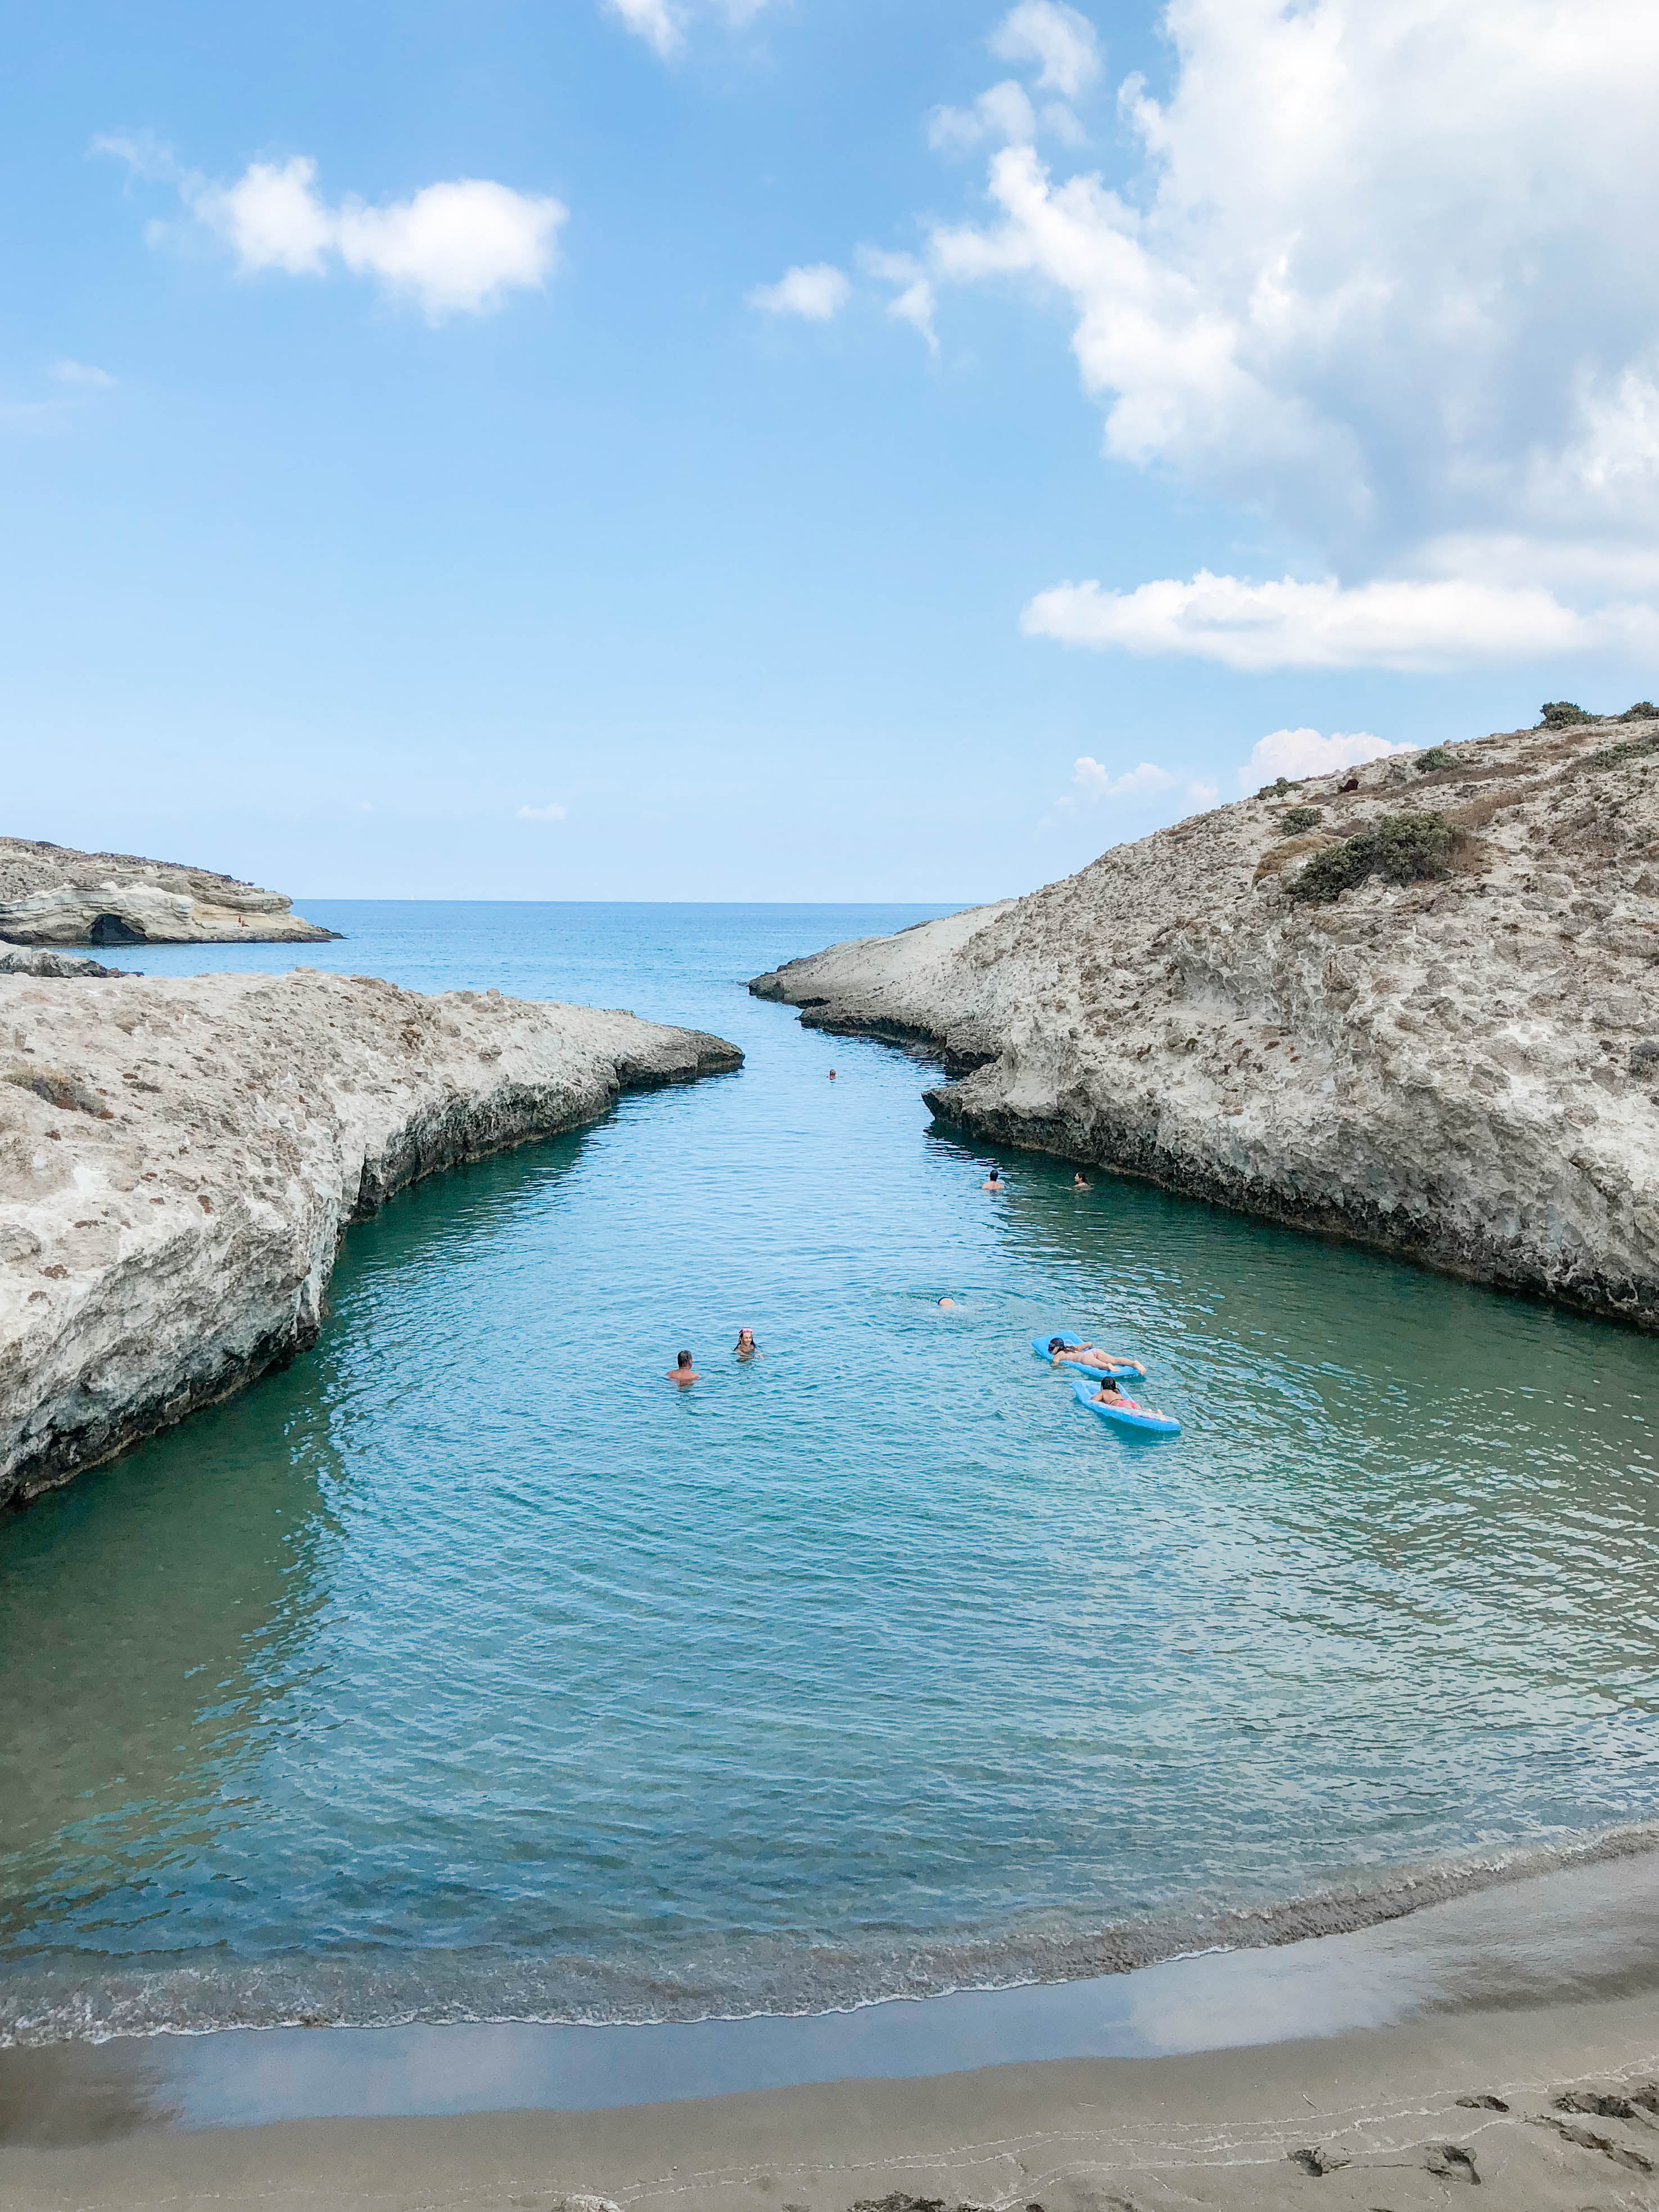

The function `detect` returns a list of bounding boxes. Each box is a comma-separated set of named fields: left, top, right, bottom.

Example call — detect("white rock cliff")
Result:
left=0, top=837, right=337, bottom=946
left=1, top=968, right=740, bottom=1505
left=753, top=711, right=1659, bottom=1326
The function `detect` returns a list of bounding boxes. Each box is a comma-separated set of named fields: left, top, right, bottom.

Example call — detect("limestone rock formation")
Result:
left=0, top=838, right=338, bottom=946
left=752, top=709, right=1659, bottom=1326
left=0, top=949, right=134, bottom=979
left=0, top=969, right=740, bottom=1505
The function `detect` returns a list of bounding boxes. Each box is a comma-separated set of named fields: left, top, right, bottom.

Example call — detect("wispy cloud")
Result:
left=51, top=359, right=116, bottom=389
left=98, top=140, right=565, bottom=320
left=604, top=0, right=775, bottom=61
left=1021, top=571, right=1659, bottom=672
left=517, top=802, right=569, bottom=823
left=747, top=263, right=851, bottom=321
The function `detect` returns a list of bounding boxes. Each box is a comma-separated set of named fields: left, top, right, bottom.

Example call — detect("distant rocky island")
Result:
left=753, top=703, right=1659, bottom=1328
left=0, top=836, right=337, bottom=946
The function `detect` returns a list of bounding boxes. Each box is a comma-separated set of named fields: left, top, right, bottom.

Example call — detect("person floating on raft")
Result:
left=1088, top=1374, right=1173, bottom=1422
left=1046, top=1335, right=1145, bottom=1380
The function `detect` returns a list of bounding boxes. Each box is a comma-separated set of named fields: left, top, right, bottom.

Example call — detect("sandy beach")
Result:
left=4, top=1854, right=1658, bottom=2211
left=2, top=1992, right=1656, bottom=2211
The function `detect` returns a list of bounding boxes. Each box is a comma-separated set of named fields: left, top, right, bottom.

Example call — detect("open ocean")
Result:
left=3, top=901, right=1658, bottom=2046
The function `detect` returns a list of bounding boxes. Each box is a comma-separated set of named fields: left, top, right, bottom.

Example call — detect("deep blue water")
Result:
left=2, top=902, right=1658, bottom=2043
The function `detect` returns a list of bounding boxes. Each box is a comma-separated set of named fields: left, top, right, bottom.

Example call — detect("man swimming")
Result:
left=668, top=1350, right=701, bottom=1386
left=982, top=1168, right=1005, bottom=1192
left=1047, top=1335, right=1145, bottom=1378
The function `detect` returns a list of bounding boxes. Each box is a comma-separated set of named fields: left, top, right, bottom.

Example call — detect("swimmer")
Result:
left=668, top=1349, right=701, bottom=1386
left=828, top=1068, right=837, bottom=1081
left=734, top=1329, right=760, bottom=1360
left=1073, top=1172, right=1091, bottom=1190
left=937, top=1295, right=957, bottom=1310
left=1047, top=1335, right=1145, bottom=1378
left=1091, top=1375, right=1170, bottom=1419
left=982, top=1168, right=1005, bottom=1192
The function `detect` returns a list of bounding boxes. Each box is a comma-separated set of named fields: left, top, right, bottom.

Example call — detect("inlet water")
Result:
left=2, top=902, right=1658, bottom=2044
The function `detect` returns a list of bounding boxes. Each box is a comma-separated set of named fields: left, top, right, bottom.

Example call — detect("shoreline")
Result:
left=5, top=1849, right=1659, bottom=2128
left=4, top=1862, right=1659, bottom=2209
left=7, top=1820, right=1659, bottom=2051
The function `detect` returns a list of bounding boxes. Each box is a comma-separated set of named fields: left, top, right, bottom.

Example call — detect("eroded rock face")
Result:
left=0, top=969, right=740, bottom=1505
left=752, top=714, right=1659, bottom=1325
left=0, top=838, right=338, bottom=946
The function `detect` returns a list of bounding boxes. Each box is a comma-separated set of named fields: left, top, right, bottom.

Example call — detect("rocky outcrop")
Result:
left=0, top=949, right=134, bottom=979
left=0, top=838, right=337, bottom=946
left=753, top=708, right=1659, bottom=1326
left=0, top=969, right=740, bottom=1505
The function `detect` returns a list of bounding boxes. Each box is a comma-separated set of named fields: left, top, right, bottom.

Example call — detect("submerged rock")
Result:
left=0, top=836, right=338, bottom=946
left=0, top=969, right=740, bottom=1506
left=751, top=712, right=1659, bottom=1326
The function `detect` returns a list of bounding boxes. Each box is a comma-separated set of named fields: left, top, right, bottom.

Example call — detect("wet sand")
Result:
left=3, top=1854, right=1658, bottom=2210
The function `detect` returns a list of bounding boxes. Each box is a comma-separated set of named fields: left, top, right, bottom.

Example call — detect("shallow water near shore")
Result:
left=3, top=902, right=1659, bottom=2049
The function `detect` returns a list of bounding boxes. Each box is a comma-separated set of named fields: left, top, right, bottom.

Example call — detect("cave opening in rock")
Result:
left=88, top=914, right=147, bottom=946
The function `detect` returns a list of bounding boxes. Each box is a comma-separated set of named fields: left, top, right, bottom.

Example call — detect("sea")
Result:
left=2, top=901, right=1658, bottom=2048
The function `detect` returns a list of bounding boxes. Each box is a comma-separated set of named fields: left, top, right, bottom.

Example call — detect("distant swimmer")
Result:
left=1073, top=1173, right=1091, bottom=1190
left=669, top=1350, right=701, bottom=1386
left=937, top=1295, right=957, bottom=1310
left=734, top=1329, right=760, bottom=1360
left=828, top=1068, right=837, bottom=1081
left=982, top=1168, right=1005, bottom=1192
left=1048, top=1336, right=1145, bottom=1379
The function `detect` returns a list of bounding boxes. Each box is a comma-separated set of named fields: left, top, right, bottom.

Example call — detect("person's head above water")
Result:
left=735, top=1329, right=756, bottom=1347
left=676, top=1350, right=693, bottom=1369
left=987, top=1168, right=1001, bottom=1181
left=1047, top=1335, right=1069, bottom=1353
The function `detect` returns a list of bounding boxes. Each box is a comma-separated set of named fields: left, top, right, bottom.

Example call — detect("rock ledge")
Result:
left=752, top=712, right=1659, bottom=1326
left=1, top=969, right=740, bottom=1505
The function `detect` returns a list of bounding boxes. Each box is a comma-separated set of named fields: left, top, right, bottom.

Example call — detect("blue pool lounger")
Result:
left=1068, top=1374, right=1181, bottom=1437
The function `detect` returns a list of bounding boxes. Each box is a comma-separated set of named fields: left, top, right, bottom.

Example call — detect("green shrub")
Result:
left=1620, top=701, right=1658, bottom=720
left=1287, top=813, right=1465, bottom=904
left=1413, top=746, right=1457, bottom=773
left=1582, top=731, right=1659, bottom=773
left=1539, top=701, right=1596, bottom=728
left=1256, top=775, right=1303, bottom=798
left=1280, top=805, right=1323, bottom=833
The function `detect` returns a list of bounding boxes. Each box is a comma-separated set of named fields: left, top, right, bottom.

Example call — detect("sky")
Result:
left=3, top=0, right=1658, bottom=902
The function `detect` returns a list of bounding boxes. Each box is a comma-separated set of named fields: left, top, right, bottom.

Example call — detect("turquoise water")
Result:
left=2, top=902, right=1658, bottom=2044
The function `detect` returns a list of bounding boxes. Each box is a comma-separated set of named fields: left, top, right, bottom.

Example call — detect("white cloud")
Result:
left=1073, top=756, right=1176, bottom=800
left=605, top=0, right=774, bottom=59
left=747, top=263, right=851, bottom=321
left=51, top=359, right=116, bottom=389
left=859, top=249, right=937, bottom=353
left=880, top=0, right=1659, bottom=663
left=1020, top=570, right=1659, bottom=671
left=104, top=143, right=564, bottom=319
left=989, top=2, right=1101, bottom=101
left=517, top=802, right=568, bottom=823
left=1239, top=728, right=1408, bottom=788
left=929, top=80, right=1039, bottom=155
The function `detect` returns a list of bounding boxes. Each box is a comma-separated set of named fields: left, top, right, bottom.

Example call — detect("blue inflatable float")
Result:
left=1068, top=1374, right=1181, bottom=1436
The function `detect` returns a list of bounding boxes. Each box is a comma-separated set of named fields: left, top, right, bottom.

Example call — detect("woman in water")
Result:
left=734, top=1329, right=760, bottom=1360
left=1048, top=1335, right=1145, bottom=1378
left=1090, top=1375, right=1170, bottom=1419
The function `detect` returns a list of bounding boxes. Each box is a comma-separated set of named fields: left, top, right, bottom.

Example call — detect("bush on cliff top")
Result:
left=1288, top=813, right=1465, bottom=904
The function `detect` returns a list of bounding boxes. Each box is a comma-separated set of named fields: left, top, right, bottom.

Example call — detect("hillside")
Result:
left=753, top=705, right=1659, bottom=1326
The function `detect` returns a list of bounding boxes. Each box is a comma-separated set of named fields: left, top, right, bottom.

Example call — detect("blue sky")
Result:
left=4, top=0, right=1657, bottom=901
